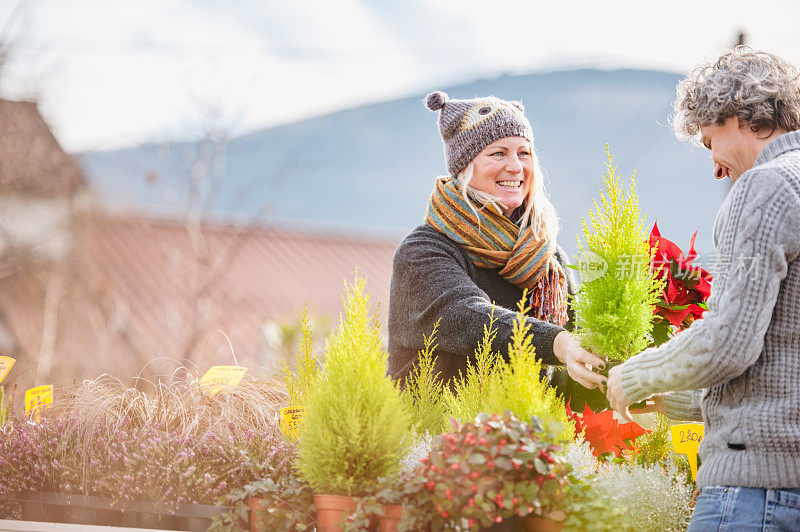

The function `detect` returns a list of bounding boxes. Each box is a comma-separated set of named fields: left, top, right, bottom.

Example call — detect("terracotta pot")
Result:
left=314, top=494, right=358, bottom=532
left=522, top=516, right=562, bottom=532
left=247, top=497, right=264, bottom=532
left=379, top=504, right=403, bottom=532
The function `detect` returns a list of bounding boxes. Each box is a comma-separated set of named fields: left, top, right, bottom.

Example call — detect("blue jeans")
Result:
left=688, top=486, right=800, bottom=531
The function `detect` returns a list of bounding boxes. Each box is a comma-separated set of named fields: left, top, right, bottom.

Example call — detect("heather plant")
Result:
left=297, top=275, right=411, bottom=497
left=629, top=414, right=672, bottom=467
left=0, top=367, right=295, bottom=515
left=572, top=147, right=662, bottom=361
left=401, top=320, right=448, bottom=438
left=0, top=411, right=296, bottom=512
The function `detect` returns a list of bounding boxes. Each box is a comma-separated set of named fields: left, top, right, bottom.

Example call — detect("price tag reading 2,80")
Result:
left=670, top=423, right=704, bottom=481
left=280, top=406, right=306, bottom=441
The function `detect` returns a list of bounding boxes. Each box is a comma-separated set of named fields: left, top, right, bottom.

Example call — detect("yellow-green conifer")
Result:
left=572, top=147, right=662, bottom=361
left=297, top=276, right=411, bottom=496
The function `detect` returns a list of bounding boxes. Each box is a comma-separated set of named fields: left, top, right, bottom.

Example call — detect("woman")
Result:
left=388, top=91, right=604, bottom=399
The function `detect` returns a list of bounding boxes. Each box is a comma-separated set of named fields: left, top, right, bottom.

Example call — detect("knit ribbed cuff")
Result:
left=534, top=322, right=564, bottom=366
left=661, top=390, right=703, bottom=421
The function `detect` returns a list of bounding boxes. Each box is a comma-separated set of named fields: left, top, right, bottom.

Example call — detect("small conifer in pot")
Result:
left=297, top=276, right=411, bottom=527
left=571, top=146, right=662, bottom=365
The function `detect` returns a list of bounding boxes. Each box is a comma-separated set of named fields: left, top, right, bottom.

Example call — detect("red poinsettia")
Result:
left=648, top=222, right=713, bottom=337
left=566, top=402, right=649, bottom=458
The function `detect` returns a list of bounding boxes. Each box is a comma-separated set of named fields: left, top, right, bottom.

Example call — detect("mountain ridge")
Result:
left=78, top=68, right=725, bottom=258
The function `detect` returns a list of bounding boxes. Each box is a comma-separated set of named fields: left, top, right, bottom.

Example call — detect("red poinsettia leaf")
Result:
left=618, top=421, right=649, bottom=442
left=662, top=307, right=691, bottom=328
left=650, top=222, right=661, bottom=240
left=666, top=277, right=689, bottom=303
left=686, top=230, right=698, bottom=264
left=658, top=241, right=682, bottom=264
left=601, top=430, right=627, bottom=458
left=582, top=403, right=598, bottom=421
left=696, top=275, right=712, bottom=299
left=688, top=303, right=706, bottom=319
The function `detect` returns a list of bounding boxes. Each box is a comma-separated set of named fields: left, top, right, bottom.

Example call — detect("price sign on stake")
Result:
left=280, top=406, right=306, bottom=440
left=670, top=423, right=704, bottom=481
left=25, top=385, right=53, bottom=418
left=199, top=366, right=247, bottom=395
left=0, top=356, right=15, bottom=383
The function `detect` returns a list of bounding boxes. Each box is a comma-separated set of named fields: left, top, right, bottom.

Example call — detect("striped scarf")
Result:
left=425, top=177, right=568, bottom=326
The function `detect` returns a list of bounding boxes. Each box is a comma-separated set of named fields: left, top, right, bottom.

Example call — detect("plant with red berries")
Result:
left=397, top=411, right=570, bottom=531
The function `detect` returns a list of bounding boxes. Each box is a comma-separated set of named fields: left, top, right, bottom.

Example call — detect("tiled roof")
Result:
left=0, top=211, right=402, bottom=384
left=0, top=99, right=85, bottom=197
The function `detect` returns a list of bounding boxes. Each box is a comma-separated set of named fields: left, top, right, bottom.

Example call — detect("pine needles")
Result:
left=403, top=300, right=577, bottom=438
left=483, top=299, right=574, bottom=439
left=572, top=147, right=663, bottom=361
left=280, top=303, right=319, bottom=410
left=444, top=308, right=500, bottom=424
left=401, top=320, right=449, bottom=437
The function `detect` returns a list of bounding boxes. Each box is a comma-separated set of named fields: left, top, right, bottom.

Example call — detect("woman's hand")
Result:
left=553, top=331, right=606, bottom=390
left=606, top=364, right=633, bottom=421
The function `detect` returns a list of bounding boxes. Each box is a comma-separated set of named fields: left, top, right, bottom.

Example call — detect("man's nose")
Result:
left=714, top=163, right=726, bottom=180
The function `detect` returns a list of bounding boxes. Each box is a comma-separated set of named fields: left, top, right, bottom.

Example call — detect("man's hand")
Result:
left=606, top=364, right=632, bottom=422
left=629, top=395, right=664, bottom=415
left=553, top=331, right=606, bottom=390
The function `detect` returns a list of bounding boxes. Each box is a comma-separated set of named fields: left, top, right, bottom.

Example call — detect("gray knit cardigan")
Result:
left=387, top=224, right=575, bottom=387
left=621, top=131, right=800, bottom=489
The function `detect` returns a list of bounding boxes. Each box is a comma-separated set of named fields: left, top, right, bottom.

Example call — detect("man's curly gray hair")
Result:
left=673, top=47, right=800, bottom=140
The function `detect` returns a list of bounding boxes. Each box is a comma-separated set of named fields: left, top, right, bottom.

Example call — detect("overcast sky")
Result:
left=2, top=0, right=800, bottom=152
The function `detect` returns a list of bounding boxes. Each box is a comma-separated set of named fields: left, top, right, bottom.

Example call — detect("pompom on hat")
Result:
left=424, top=90, right=534, bottom=176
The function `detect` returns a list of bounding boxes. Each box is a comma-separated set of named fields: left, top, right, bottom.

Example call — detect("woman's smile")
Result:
left=470, top=136, right=533, bottom=216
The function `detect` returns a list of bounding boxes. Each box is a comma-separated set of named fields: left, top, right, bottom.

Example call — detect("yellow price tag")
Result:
left=670, top=423, right=704, bottom=481
left=199, top=366, right=247, bottom=395
left=0, top=356, right=15, bottom=383
left=25, top=385, right=53, bottom=418
left=280, top=406, right=306, bottom=440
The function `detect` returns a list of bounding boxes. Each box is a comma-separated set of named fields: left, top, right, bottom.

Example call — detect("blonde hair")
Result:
left=453, top=145, right=559, bottom=241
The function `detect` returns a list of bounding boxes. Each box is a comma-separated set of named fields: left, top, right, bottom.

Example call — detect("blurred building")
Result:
left=0, top=99, right=398, bottom=389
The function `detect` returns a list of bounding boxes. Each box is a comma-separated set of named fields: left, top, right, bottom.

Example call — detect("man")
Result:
left=606, top=47, right=800, bottom=530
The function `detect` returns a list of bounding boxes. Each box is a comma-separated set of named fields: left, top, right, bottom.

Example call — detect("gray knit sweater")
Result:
left=387, top=224, right=574, bottom=386
left=621, top=131, right=800, bottom=489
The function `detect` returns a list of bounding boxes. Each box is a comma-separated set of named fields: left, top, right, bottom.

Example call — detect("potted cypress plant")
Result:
left=571, top=147, right=662, bottom=373
left=297, top=276, right=411, bottom=532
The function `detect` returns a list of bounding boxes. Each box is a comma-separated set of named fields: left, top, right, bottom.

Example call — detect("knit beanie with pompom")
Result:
left=425, top=91, right=534, bottom=176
